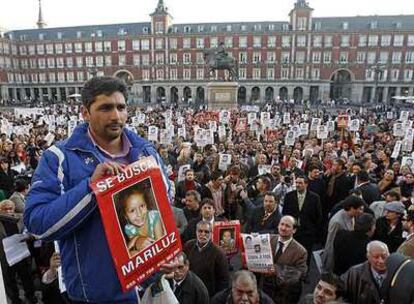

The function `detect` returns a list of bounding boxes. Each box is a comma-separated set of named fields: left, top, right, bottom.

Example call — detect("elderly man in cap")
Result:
left=397, top=209, right=414, bottom=258
left=373, top=201, right=406, bottom=253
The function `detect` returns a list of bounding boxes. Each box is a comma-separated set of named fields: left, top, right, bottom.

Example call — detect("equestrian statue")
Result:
left=203, top=42, right=238, bottom=81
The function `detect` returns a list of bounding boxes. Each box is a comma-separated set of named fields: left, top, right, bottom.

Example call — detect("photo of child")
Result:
left=114, top=178, right=166, bottom=257
left=219, top=228, right=235, bottom=253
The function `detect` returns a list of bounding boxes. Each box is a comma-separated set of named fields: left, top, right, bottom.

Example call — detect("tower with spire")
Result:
left=289, top=0, right=313, bottom=31
left=36, top=0, right=47, bottom=29
left=150, top=0, right=173, bottom=34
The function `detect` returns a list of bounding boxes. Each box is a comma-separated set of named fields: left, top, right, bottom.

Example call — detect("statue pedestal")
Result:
left=207, top=82, right=238, bottom=110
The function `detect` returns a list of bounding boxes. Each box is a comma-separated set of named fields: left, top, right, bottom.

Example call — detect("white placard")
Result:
left=283, top=112, right=291, bottom=124
left=300, top=123, right=309, bottom=136
left=148, top=126, right=159, bottom=141
left=400, top=111, right=409, bottom=122
left=159, top=129, right=171, bottom=145
left=261, top=112, right=271, bottom=128
left=203, top=129, right=214, bottom=145
left=241, top=234, right=274, bottom=274
left=218, top=126, right=226, bottom=140
left=310, top=118, right=321, bottom=131
left=285, top=130, right=295, bottom=146
left=209, top=121, right=217, bottom=132
left=349, top=119, right=360, bottom=132
left=219, top=110, right=231, bottom=124
left=218, top=153, right=232, bottom=171
left=327, top=120, right=335, bottom=132
left=317, top=125, right=328, bottom=139
left=387, top=112, right=393, bottom=120
left=402, top=139, right=413, bottom=153
left=391, top=140, right=402, bottom=159
left=402, top=156, right=414, bottom=171
left=393, top=123, right=405, bottom=137
left=177, top=164, right=192, bottom=182
left=177, top=127, right=186, bottom=139
left=258, top=165, right=272, bottom=175
left=248, top=113, right=257, bottom=125
left=54, top=241, right=66, bottom=293
left=2, top=233, right=31, bottom=266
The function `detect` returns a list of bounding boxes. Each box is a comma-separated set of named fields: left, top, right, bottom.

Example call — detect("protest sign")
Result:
left=218, top=126, right=227, bottom=140
left=402, top=156, right=414, bottom=171
left=283, top=112, right=291, bottom=124
left=317, top=125, right=328, bottom=140
left=300, top=123, right=309, bottom=136
left=2, top=233, right=31, bottom=266
left=387, top=112, right=393, bottom=120
left=212, top=221, right=241, bottom=256
left=400, top=111, right=409, bottom=122
left=258, top=165, right=272, bottom=175
left=349, top=119, right=360, bottom=132
left=402, top=139, right=413, bottom=153
left=177, top=127, right=186, bottom=139
left=90, top=157, right=181, bottom=292
left=337, top=115, right=349, bottom=128
left=248, top=113, right=257, bottom=125
left=218, top=154, right=232, bottom=171
left=204, top=129, right=214, bottom=145
left=209, top=120, right=218, bottom=132
left=327, top=120, right=335, bottom=132
left=310, top=118, right=321, bottom=131
left=219, top=110, right=230, bottom=124
left=393, top=123, right=405, bottom=137
left=235, top=118, right=248, bottom=132
left=301, top=114, right=308, bottom=121
left=291, top=125, right=300, bottom=138
left=159, top=129, right=171, bottom=145
left=391, top=141, right=402, bottom=159
left=285, top=130, right=295, bottom=146
left=241, top=234, right=274, bottom=274
left=405, top=129, right=414, bottom=141
left=148, top=126, right=159, bottom=142
left=261, top=112, right=271, bottom=127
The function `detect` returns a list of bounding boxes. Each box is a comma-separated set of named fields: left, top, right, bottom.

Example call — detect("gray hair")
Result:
left=231, top=270, right=257, bottom=288
left=366, top=240, right=389, bottom=254
left=196, top=220, right=212, bottom=231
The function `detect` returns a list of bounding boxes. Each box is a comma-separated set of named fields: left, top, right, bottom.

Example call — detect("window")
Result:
left=184, top=26, right=191, bottom=33
left=57, top=72, right=65, bottom=83
left=281, top=68, right=289, bottom=79
left=84, top=42, right=92, bottom=52
left=155, top=38, right=163, bottom=50
left=156, top=69, right=164, bottom=80
left=133, top=54, right=140, bottom=66
left=408, top=35, right=414, bottom=47
left=368, top=35, right=378, bottom=47
left=38, top=58, right=45, bottom=69
left=339, top=52, right=348, bottom=63
left=406, top=51, right=414, bottom=64
left=75, top=43, right=82, bottom=53
left=393, top=35, right=404, bottom=47
left=323, top=52, right=331, bottom=63
left=379, top=52, right=388, bottom=64
left=324, top=36, right=333, bottom=48
left=66, top=57, right=73, bottom=68
left=298, top=17, right=307, bottom=30
left=56, top=57, right=64, bottom=68
left=47, top=58, right=55, bottom=68
left=170, top=69, right=177, bottom=80
left=281, top=52, right=290, bottom=64
left=155, top=22, right=164, bottom=34
left=239, top=36, right=247, bottom=48
left=210, top=37, right=218, bottom=48
left=379, top=70, right=388, bottom=81
left=282, top=36, right=291, bottom=47
left=359, top=35, right=367, bottom=47
left=196, top=69, right=204, bottom=80
left=313, top=35, right=322, bottom=47
left=253, top=52, right=261, bottom=63
left=132, top=40, right=140, bottom=50
left=95, top=42, right=103, bottom=52
left=155, top=53, right=164, bottom=64
left=46, top=44, right=54, bottom=54
left=314, top=22, right=321, bottom=30
left=341, top=35, right=350, bottom=47
left=253, top=36, right=261, bottom=48
left=196, top=38, right=204, bottom=49
left=254, top=24, right=261, bottom=31
left=312, top=52, right=321, bottom=63
left=183, top=38, right=191, bottom=49
left=105, top=55, right=112, bottom=66
left=211, top=25, right=217, bottom=32
left=118, top=41, right=126, bottom=51
left=226, top=25, right=232, bottom=32
left=381, top=35, right=391, bottom=47
left=295, top=68, right=304, bottom=79
left=143, top=27, right=149, bottom=34
left=28, top=45, right=35, bottom=55
left=404, top=69, right=413, bottom=81
left=267, top=68, right=274, bottom=79
left=198, top=25, right=204, bottom=32
left=342, top=22, right=349, bottom=30
left=76, top=31, right=82, bottom=38
left=96, top=56, right=103, bottom=67
left=169, top=53, right=177, bottom=64
left=169, top=38, right=177, bottom=49
left=30, top=59, right=37, bottom=69
left=76, top=57, right=83, bottom=68
left=118, top=55, right=126, bottom=65
left=296, top=51, right=305, bottom=64
left=67, top=72, right=74, bottom=82
left=253, top=68, right=261, bottom=79
left=239, top=52, right=247, bottom=63
left=370, top=21, right=378, bottom=30
left=19, top=46, right=26, bottom=55
left=183, top=69, right=191, bottom=80
left=104, top=41, right=112, bottom=52
left=297, top=35, right=306, bottom=47
left=268, top=36, right=276, bottom=48
left=365, top=69, right=374, bottom=81
left=97, top=30, right=102, bottom=37
left=241, top=25, right=247, bottom=31
left=49, top=73, right=56, bottom=83
left=391, top=69, right=399, bottom=81
left=312, top=68, right=320, bottom=80
left=392, top=52, right=402, bottom=64
left=77, top=71, right=84, bottom=82
left=225, top=37, right=233, bottom=48
left=142, top=54, right=150, bottom=65
left=39, top=73, right=46, bottom=83
left=357, top=52, right=366, bottom=63
left=183, top=53, right=191, bottom=64
left=39, top=33, right=44, bottom=40
left=267, top=52, right=275, bottom=63
left=196, top=52, right=204, bottom=64
left=367, top=52, right=376, bottom=64
left=238, top=68, right=246, bottom=80
left=141, top=39, right=150, bottom=50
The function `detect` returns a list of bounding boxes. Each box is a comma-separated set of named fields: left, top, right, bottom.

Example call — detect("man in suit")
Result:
left=262, top=215, right=308, bottom=304
left=356, top=171, right=382, bottom=206
left=8, top=178, right=29, bottom=214
left=341, top=241, right=389, bottom=304
left=326, top=158, right=353, bottom=211
left=167, top=252, right=209, bottom=304
left=282, top=175, right=322, bottom=263
left=244, top=191, right=281, bottom=234
left=397, top=209, right=414, bottom=258
left=183, top=190, right=202, bottom=222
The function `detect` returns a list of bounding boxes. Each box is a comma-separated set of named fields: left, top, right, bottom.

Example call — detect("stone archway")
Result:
left=279, top=87, right=288, bottom=101
left=265, top=87, right=274, bottom=101
left=330, top=69, right=353, bottom=101
left=293, top=87, right=303, bottom=102
left=196, top=87, right=205, bottom=103
left=238, top=86, right=247, bottom=104
left=251, top=87, right=260, bottom=102
left=156, top=87, right=166, bottom=103
left=113, top=69, right=134, bottom=86
left=183, top=86, right=192, bottom=103
left=170, top=87, right=179, bottom=104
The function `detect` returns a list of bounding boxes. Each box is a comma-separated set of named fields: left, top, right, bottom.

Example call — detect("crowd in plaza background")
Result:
left=1, top=93, right=414, bottom=304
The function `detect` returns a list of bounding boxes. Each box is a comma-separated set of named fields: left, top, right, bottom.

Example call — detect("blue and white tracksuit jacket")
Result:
left=23, top=123, right=172, bottom=303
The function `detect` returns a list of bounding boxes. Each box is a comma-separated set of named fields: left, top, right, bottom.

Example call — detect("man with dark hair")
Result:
left=356, top=171, right=382, bottom=206
left=205, top=170, right=225, bottom=216
left=24, top=76, right=172, bottom=303
left=9, top=178, right=29, bottom=213
left=184, top=220, right=229, bottom=297
left=244, top=191, right=281, bottom=234
left=299, top=272, right=345, bottom=304
left=0, top=156, right=14, bottom=198
left=283, top=175, right=322, bottom=262
left=333, top=213, right=376, bottom=275
left=166, top=252, right=209, bottom=304
left=326, top=158, right=353, bottom=211
left=398, top=209, right=414, bottom=258
left=183, top=190, right=202, bottom=222
left=212, top=270, right=274, bottom=304
left=175, top=169, right=207, bottom=208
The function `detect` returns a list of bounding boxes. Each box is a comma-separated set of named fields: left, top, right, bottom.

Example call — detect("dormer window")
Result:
left=76, top=31, right=82, bottom=38
left=184, top=26, right=191, bottom=33
left=118, top=28, right=127, bottom=36
left=370, top=21, right=378, bottom=29
left=143, top=27, right=149, bottom=34
left=342, top=22, right=349, bottom=30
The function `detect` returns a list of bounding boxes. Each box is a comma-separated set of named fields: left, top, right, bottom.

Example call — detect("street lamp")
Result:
left=371, top=64, right=386, bottom=103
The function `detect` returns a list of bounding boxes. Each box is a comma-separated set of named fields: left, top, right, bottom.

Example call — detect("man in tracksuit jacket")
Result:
left=24, top=77, right=172, bottom=303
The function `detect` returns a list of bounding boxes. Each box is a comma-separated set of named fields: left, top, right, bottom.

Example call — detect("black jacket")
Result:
left=326, top=173, right=353, bottom=210
left=168, top=271, right=209, bottom=304
left=181, top=215, right=226, bottom=243
left=244, top=207, right=281, bottom=234
left=358, top=182, right=382, bottom=206
left=373, top=217, right=404, bottom=253
left=212, top=288, right=275, bottom=304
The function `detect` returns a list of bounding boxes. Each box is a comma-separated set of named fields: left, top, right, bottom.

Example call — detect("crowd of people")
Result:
left=0, top=76, right=414, bottom=304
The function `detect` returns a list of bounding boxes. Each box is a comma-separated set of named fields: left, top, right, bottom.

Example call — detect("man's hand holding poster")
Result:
left=212, top=221, right=241, bottom=256
left=241, top=234, right=274, bottom=274
left=90, top=156, right=181, bottom=292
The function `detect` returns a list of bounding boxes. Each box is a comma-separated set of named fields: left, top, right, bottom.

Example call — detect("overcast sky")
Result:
left=1, top=0, right=414, bottom=30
